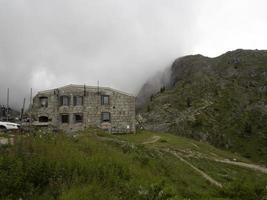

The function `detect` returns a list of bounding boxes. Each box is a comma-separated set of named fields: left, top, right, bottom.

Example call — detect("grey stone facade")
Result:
left=31, top=84, right=136, bottom=133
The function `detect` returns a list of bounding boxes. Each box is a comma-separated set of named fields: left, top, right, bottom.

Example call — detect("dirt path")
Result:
left=213, top=158, right=267, bottom=174
left=142, top=136, right=161, bottom=144
left=164, top=149, right=223, bottom=188
left=93, top=132, right=267, bottom=188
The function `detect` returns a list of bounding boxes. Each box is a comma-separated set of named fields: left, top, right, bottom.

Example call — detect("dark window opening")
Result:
left=39, top=116, right=48, bottom=122
left=60, top=96, right=70, bottom=106
left=39, top=97, right=48, bottom=107
left=101, top=112, right=111, bottom=122
left=61, top=114, right=69, bottom=123
left=74, top=96, right=83, bottom=106
left=74, top=114, right=83, bottom=123
left=101, top=95, right=109, bottom=105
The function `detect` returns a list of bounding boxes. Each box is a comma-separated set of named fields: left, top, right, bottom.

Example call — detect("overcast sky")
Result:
left=0, top=0, right=266, bottom=109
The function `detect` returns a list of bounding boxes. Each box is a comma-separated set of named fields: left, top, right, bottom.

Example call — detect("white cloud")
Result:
left=0, top=0, right=266, bottom=108
left=192, top=0, right=267, bottom=57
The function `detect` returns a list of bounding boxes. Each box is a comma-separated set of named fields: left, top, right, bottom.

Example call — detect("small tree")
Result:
left=147, top=105, right=151, bottom=112
left=160, top=86, right=165, bottom=93
left=186, top=97, right=192, bottom=107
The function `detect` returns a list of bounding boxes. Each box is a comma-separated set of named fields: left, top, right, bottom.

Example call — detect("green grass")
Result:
left=118, top=131, right=251, bottom=163
left=0, top=129, right=267, bottom=199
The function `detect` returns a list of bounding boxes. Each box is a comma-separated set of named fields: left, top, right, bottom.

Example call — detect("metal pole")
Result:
left=6, top=88, right=9, bottom=121
left=20, top=98, right=26, bottom=121
left=84, top=84, right=86, bottom=96
left=97, top=80, right=99, bottom=95
left=30, top=88, right=32, bottom=131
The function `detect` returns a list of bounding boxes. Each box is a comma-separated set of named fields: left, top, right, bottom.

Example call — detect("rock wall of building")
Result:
left=31, top=85, right=136, bottom=133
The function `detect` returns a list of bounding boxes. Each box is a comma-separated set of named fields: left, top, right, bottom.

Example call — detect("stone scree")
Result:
left=31, top=84, right=136, bottom=133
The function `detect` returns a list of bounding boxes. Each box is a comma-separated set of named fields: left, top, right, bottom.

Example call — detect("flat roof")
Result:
left=37, top=84, right=135, bottom=97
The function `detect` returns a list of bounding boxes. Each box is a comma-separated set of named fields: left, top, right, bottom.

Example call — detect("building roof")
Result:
left=37, top=84, right=135, bottom=97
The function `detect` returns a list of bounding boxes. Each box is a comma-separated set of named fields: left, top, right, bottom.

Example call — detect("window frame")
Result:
left=101, top=112, right=111, bottom=122
left=60, top=96, right=70, bottom=106
left=61, top=114, right=69, bottom=124
left=101, top=95, right=110, bottom=105
left=74, top=113, right=83, bottom=123
left=39, top=96, right=48, bottom=108
left=73, top=96, right=83, bottom=106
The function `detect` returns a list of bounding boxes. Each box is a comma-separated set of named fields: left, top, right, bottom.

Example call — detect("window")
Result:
left=39, top=116, right=48, bottom=122
left=61, top=114, right=69, bottom=123
left=60, top=96, right=70, bottom=106
left=74, top=96, right=83, bottom=106
left=74, top=114, right=83, bottom=123
left=101, top=95, right=109, bottom=105
left=101, top=112, right=111, bottom=122
left=39, top=97, right=48, bottom=107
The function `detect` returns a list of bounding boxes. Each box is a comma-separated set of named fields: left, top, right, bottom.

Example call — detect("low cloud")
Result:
left=0, top=0, right=266, bottom=109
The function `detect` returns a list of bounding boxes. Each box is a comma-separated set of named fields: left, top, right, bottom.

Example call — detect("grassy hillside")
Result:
left=0, top=129, right=267, bottom=199
left=138, top=49, right=267, bottom=164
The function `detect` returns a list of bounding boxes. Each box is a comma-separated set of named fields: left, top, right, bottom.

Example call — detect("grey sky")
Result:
left=0, top=0, right=266, bottom=109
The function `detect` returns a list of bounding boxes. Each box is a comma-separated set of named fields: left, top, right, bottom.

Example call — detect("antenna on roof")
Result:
left=30, top=88, right=32, bottom=132
left=84, top=84, right=86, bottom=96
left=20, top=98, right=26, bottom=121
left=6, top=88, right=9, bottom=121
left=97, top=80, right=100, bottom=95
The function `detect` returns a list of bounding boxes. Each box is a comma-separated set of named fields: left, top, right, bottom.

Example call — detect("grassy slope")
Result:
left=0, top=129, right=267, bottom=200
left=139, top=49, right=267, bottom=164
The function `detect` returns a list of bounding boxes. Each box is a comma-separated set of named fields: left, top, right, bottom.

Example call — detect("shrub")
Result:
left=220, top=179, right=266, bottom=200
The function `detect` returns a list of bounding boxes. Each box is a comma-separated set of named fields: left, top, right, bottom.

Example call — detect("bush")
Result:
left=220, top=179, right=267, bottom=200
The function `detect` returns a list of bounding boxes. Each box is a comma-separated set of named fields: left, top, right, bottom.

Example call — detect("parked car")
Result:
left=0, top=121, right=20, bottom=131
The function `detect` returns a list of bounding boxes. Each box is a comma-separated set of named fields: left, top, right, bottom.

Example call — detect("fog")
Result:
left=0, top=0, right=267, bottom=109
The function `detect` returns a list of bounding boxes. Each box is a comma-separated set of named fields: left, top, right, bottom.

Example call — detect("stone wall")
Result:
left=31, top=85, right=136, bottom=133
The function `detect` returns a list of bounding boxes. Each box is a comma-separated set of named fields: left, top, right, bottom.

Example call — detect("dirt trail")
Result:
left=93, top=132, right=267, bottom=188
left=164, top=149, right=223, bottom=188
left=92, top=133, right=128, bottom=144
left=213, top=159, right=267, bottom=174
left=142, top=136, right=161, bottom=144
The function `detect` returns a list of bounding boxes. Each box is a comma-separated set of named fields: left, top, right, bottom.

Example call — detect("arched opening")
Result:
left=39, top=116, right=49, bottom=122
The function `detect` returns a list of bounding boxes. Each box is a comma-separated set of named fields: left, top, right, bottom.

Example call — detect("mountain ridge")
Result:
left=137, top=49, right=267, bottom=164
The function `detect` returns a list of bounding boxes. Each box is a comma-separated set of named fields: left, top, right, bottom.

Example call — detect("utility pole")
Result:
left=84, top=84, right=86, bottom=96
left=97, top=80, right=100, bottom=95
left=20, top=98, right=26, bottom=121
left=6, top=88, right=9, bottom=121
left=30, top=88, right=32, bottom=131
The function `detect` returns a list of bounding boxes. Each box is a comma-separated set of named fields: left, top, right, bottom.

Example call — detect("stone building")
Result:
left=31, top=84, right=136, bottom=133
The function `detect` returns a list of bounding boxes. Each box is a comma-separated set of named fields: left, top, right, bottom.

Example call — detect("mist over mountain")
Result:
left=136, top=67, right=171, bottom=108
left=1, top=0, right=267, bottom=110
left=0, top=0, right=199, bottom=109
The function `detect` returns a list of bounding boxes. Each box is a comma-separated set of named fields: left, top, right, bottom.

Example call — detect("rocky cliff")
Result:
left=137, top=49, right=267, bottom=163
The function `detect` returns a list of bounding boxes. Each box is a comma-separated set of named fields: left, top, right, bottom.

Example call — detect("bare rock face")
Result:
left=170, top=54, right=213, bottom=86
left=137, top=49, right=267, bottom=163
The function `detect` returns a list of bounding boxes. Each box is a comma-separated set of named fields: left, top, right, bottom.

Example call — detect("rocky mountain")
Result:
left=137, top=49, right=267, bottom=163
